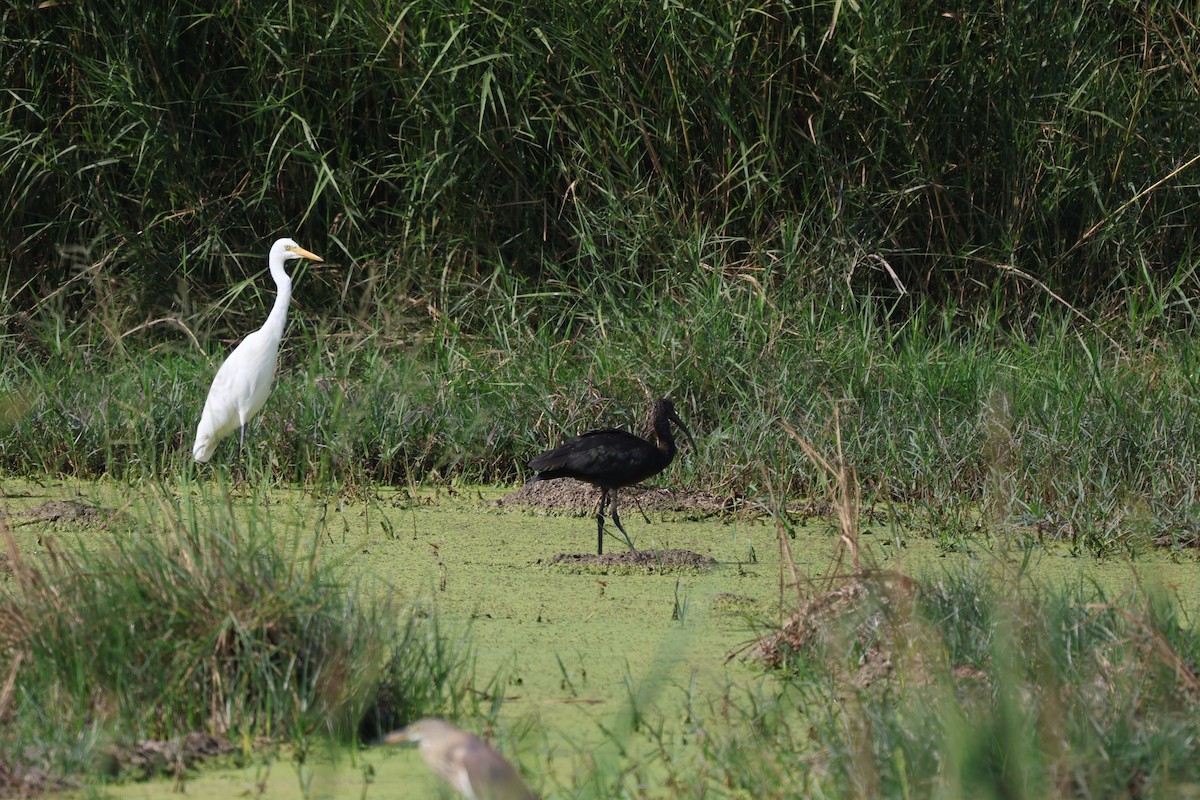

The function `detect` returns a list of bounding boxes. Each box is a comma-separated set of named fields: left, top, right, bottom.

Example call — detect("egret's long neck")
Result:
left=260, top=256, right=293, bottom=340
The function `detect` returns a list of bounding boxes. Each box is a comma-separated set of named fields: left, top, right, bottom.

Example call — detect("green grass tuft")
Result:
left=695, top=571, right=1200, bottom=799
left=0, top=480, right=474, bottom=785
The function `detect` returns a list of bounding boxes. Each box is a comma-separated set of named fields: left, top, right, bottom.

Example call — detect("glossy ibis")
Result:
left=528, top=398, right=697, bottom=554
left=380, top=717, right=539, bottom=800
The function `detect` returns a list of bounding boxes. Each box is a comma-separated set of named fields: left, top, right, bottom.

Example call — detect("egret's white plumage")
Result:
left=192, top=238, right=322, bottom=463
left=381, top=718, right=538, bottom=800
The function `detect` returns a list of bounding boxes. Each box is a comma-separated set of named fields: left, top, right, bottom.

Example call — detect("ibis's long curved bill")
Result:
left=668, top=408, right=698, bottom=455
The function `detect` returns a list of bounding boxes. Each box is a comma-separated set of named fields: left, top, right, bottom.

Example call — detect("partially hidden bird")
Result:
left=528, top=397, right=697, bottom=555
left=192, top=237, right=322, bottom=463
left=380, top=718, right=539, bottom=800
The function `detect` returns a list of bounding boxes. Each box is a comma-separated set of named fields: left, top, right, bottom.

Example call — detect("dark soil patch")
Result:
left=0, top=760, right=74, bottom=798
left=14, top=499, right=115, bottom=525
left=500, top=479, right=747, bottom=515
left=540, top=548, right=717, bottom=574
left=102, top=732, right=237, bottom=781
left=501, top=479, right=836, bottom=523
left=0, top=729, right=237, bottom=795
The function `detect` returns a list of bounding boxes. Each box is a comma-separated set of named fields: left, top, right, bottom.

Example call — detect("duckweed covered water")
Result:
left=2, top=476, right=1197, bottom=798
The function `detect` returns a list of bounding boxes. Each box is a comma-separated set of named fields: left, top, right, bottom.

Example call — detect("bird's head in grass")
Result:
left=380, top=718, right=539, bottom=800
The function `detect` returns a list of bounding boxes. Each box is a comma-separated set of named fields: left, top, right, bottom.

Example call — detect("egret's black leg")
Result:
left=610, top=490, right=637, bottom=552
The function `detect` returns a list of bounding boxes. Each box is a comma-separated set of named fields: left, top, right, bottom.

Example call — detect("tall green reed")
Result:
left=2, top=0, right=1197, bottom=323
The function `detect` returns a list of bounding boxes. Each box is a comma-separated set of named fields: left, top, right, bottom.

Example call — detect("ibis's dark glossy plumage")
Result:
left=528, top=398, right=697, bottom=554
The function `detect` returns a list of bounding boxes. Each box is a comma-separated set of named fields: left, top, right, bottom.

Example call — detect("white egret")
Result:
left=192, top=237, right=322, bottom=463
left=380, top=718, right=539, bottom=800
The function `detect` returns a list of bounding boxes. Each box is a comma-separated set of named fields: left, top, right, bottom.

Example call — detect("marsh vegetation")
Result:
left=3, top=0, right=1200, bottom=797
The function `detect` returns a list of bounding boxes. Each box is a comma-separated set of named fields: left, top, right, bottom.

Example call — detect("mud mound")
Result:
left=104, top=733, right=237, bottom=780
left=541, top=548, right=717, bottom=574
left=501, top=479, right=744, bottom=515
left=15, top=499, right=114, bottom=525
left=0, top=760, right=74, bottom=798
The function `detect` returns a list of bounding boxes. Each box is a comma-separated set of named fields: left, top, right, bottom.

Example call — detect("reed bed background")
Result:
left=3, top=0, right=1198, bottom=314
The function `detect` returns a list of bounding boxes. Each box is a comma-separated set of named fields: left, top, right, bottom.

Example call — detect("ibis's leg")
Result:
left=595, top=490, right=608, bottom=555
left=631, top=491, right=651, bottom=524
left=610, top=490, right=637, bottom=552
